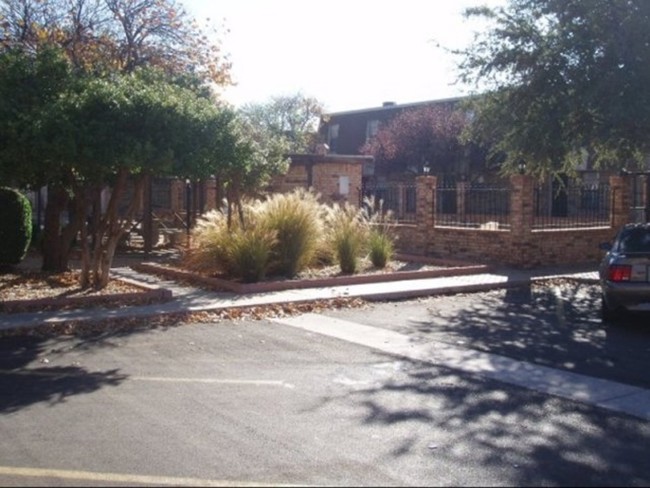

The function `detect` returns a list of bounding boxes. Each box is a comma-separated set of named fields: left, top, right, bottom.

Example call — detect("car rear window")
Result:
left=617, top=228, right=650, bottom=253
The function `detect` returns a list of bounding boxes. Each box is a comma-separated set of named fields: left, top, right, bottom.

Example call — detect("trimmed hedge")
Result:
left=0, top=187, right=32, bottom=265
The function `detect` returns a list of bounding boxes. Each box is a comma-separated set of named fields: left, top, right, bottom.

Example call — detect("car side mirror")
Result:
left=599, top=242, right=612, bottom=251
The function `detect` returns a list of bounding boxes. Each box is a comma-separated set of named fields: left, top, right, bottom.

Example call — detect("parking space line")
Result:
left=0, top=370, right=294, bottom=388
left=130, top=376, right=295, bottom=388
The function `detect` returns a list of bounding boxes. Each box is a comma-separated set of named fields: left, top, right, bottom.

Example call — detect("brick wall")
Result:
left=391, top=174, right=626, bottom=268
left=270, top=165, right=309, bottom=194
left=164, top=168, right=622, bottom=268
left=392, top=224, right=423, bottom=254
left=312, top=162, right=362, bottom=206
left=421, top=226, right=613, bottom=267
left=270, top=154, right=368, bottom=206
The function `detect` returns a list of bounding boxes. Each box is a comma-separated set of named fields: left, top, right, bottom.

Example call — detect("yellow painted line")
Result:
left=0, top=466, right=306, bottom=487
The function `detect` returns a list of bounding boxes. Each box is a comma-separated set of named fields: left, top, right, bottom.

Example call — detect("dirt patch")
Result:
left=0, top=269, right=171, bottom=313
left=0, top=270, right=140, bottom=300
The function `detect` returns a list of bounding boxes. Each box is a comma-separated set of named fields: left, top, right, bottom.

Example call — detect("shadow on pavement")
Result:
left=312, top=349, right=650, bottom=486
left=0, top=335, right=127, bottom=414
left=404, top=281, right=650, bottom=390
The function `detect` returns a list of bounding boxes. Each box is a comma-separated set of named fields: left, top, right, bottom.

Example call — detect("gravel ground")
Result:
left=0, top=269, right=143, bottom=302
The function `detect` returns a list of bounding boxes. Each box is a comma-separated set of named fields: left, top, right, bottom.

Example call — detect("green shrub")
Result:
left=225, top=225, right=277, bottom=283
left=0, top=187, right=32, bottom=266
left=325, top=204, right=368, bottom=274
left=368, top=230, right=394, bottom=268
left=184, top=207, right=277, bottom=283
left=362, top=196, right=397, bottom=268
left=184, top=209, right=232, bottom=275
left=186, top=190, right=397, bottom=281
left=261, top=189, right=323, bottom=277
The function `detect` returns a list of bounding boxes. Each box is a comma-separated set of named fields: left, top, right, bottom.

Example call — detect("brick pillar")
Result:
left=510, top=174, right=534, bottom=267
left=610, top=175, right=630, bottom=229
left=416, top=175, right=436, bottom=255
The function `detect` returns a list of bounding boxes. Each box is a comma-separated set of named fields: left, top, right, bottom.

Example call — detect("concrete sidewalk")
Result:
left=0, top=262, right=599, bottom=332
left=273, top=312, right=650, bottom=422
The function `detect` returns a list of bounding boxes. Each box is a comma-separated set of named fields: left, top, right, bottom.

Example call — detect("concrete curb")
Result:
left=132, top=261, right=492, bottom=294
left=362, top=278, right=533, bottom=301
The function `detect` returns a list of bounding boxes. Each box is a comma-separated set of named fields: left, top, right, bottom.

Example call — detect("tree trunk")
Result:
left=225, top=176, right=245, bottom=230
left=79, top=185, right=102, bottom=288
left=41, top=184, right=84, bottom=272
left=82, top=169, right=145, bottom=289
left=42, top=186, right=68, bottom=272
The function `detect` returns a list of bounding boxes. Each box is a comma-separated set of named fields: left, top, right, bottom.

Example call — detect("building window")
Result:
left=328, top=124, right=339, bottom=153
left=366, top=119, right=379, bottom=142
left=339, top=176, right=350, bottom=195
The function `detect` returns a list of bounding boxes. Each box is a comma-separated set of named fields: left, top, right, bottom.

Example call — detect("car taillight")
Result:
left=608, top=265, right=632, bottom=282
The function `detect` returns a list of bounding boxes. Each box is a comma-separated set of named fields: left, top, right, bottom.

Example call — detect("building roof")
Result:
left=287, top=154, right=374, bottom=165
left=322, top=96, right=469, bottom=117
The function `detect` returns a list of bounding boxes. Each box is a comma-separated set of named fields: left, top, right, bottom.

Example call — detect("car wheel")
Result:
left=601, top=296, right=616, bottom=323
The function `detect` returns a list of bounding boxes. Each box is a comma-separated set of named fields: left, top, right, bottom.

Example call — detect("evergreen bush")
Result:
left=0, top=187, right=32, bottom=266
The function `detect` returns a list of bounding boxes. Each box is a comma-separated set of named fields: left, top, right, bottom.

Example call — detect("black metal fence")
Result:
left=360, top=182, right=417, bottom=223
left=435, top=184, right=511, bottom=229
left=533, top=183, right=610, bottom=229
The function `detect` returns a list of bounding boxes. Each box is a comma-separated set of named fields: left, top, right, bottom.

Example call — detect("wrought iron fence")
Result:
left=533, top=183, right=610, bottom=229
left=360, top=182, right=417, bottom=223
left=435, top=184, right=511, bottom=229
left=151, top=177, right=172, bottom=210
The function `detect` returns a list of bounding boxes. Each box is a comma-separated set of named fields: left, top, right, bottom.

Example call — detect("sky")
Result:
left=182, top=0, right=506, bottom=113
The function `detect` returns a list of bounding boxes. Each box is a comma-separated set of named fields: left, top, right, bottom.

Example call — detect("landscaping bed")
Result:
left=132, top=254, right=491, bottom=294
left=0, top=269, right=172, bottom=313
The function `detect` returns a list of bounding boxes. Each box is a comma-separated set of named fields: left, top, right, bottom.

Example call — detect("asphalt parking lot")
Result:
left=2, top=281, right=650, bottom=487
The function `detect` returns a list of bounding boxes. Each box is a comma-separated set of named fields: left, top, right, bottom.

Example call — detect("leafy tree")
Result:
left=214, top=113, right=290, bottom=228
left=238, top=93, right=324, bottom=153
left=456, top=0, right=650, bottom=177
left=0, top=0, right=234, bottom=279
left=0, top=48, right=81, bottom=272
left=360, top=105, right=481, bottom=179
left=48, top=70, right=236, bottom=288
left=0, top=45, right=239, bottom=285
left=0, top=47, right=72, bottom=187
left=0, top=0, right=231, bottom=87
